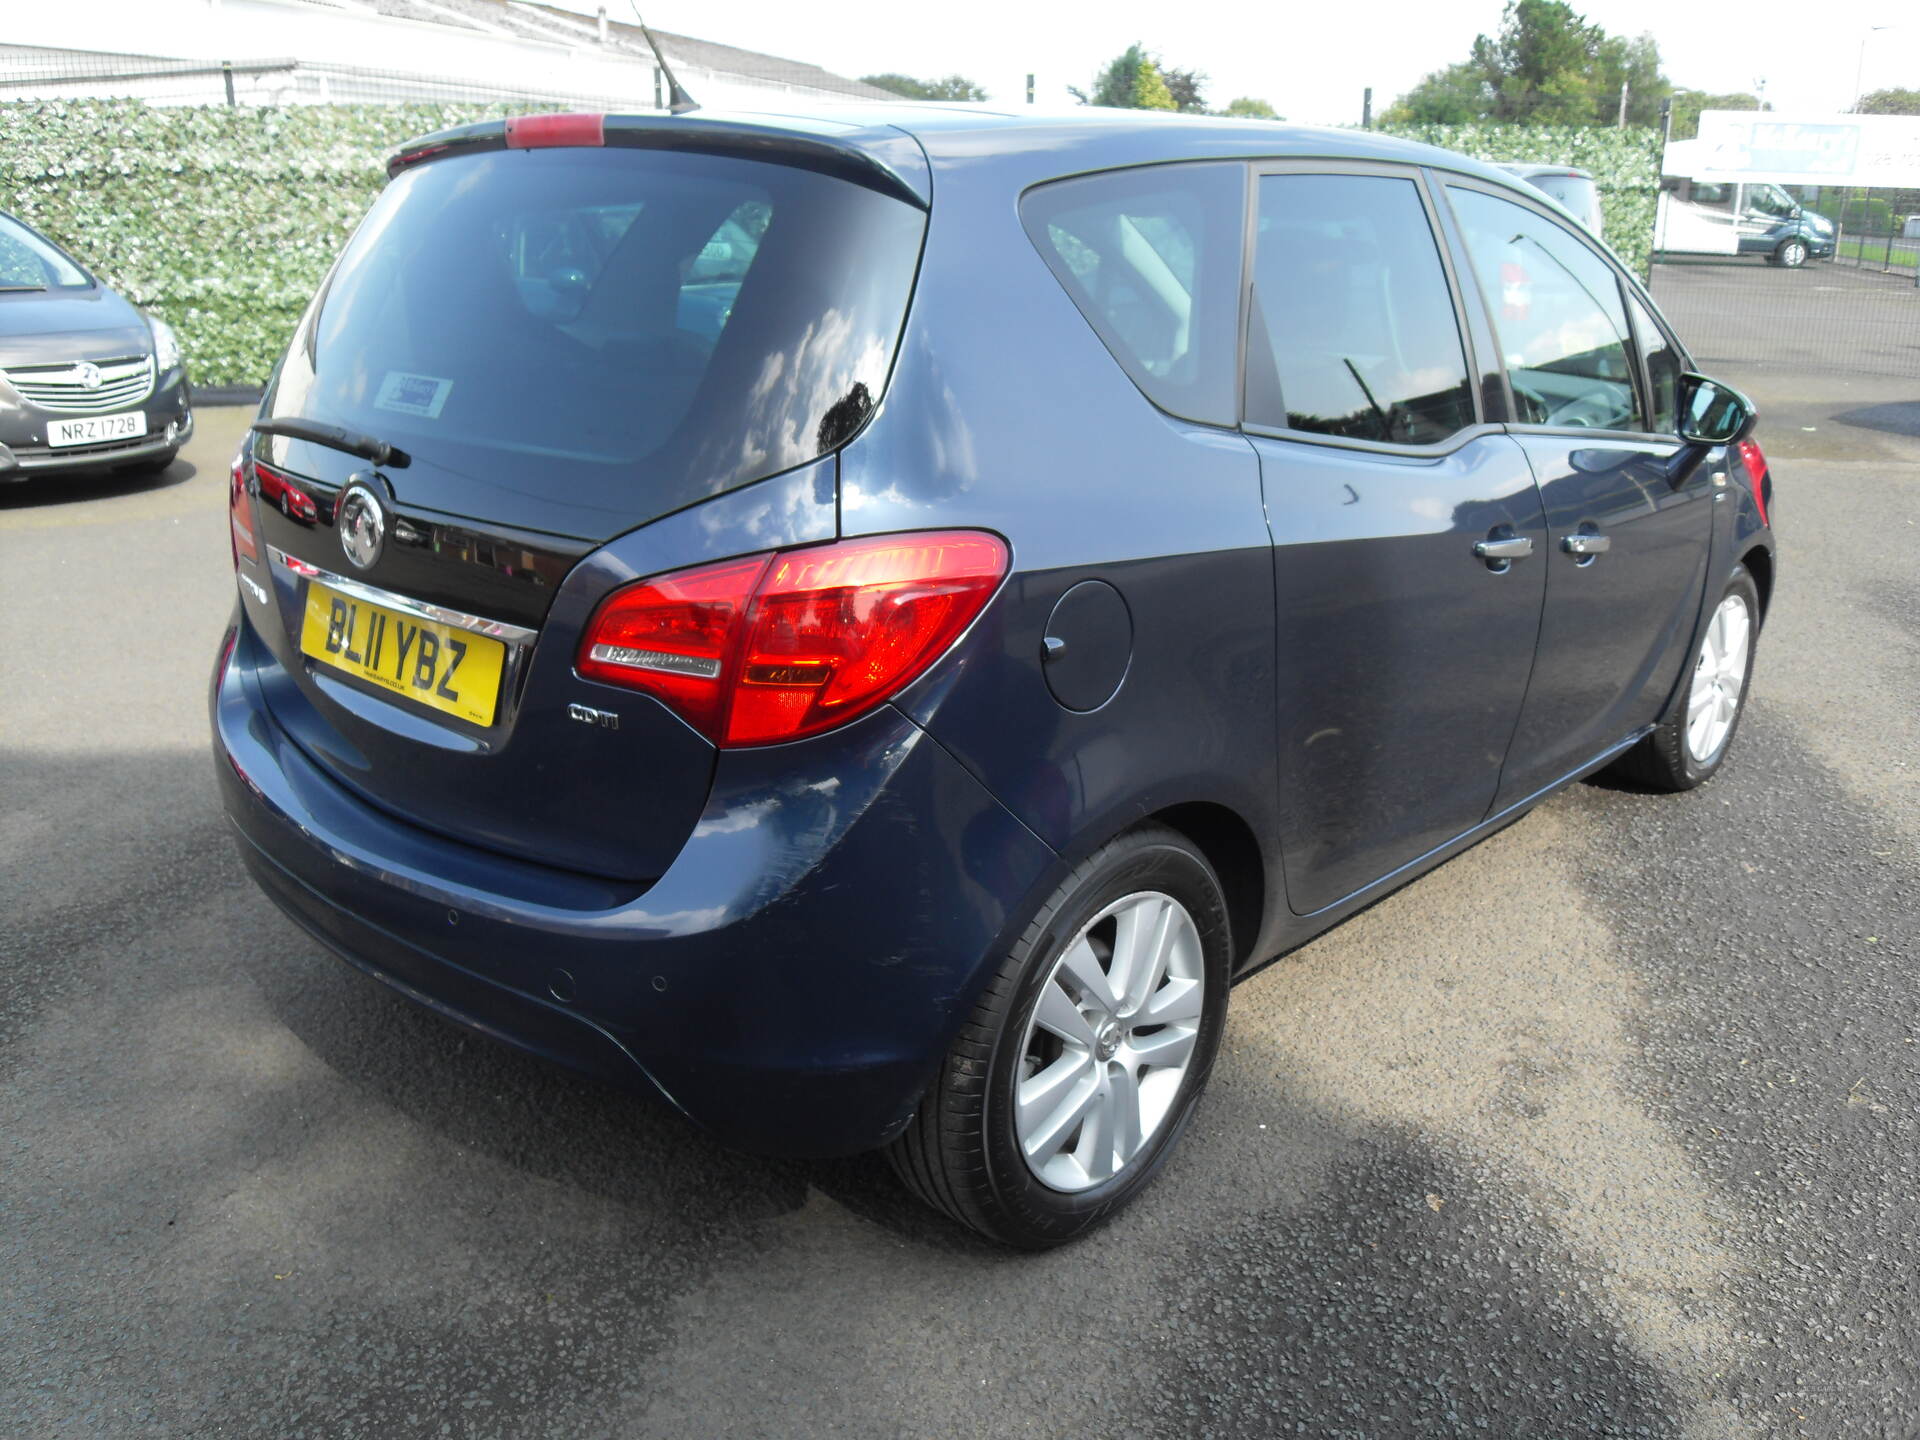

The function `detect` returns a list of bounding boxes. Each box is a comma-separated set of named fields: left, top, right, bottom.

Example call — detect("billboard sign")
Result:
left=1679, top=111, right=1920, bottom=187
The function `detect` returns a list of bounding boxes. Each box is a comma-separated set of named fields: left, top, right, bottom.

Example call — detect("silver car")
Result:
left=0, top=209, right=192, bottom=481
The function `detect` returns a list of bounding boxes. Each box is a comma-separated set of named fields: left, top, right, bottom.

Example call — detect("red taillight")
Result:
left=1736, top=438, right=1770, bottom=526
left=229, top=453, right=258, bottom=567
left=505, top=113, right=605, bottom=150
left=578, top=531, right=1009, bottom=747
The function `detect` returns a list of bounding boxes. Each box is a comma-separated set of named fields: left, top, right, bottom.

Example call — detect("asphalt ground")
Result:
left=1651, top=260, right=1920, bottom=380
left=2, top=375, right=1917, bottom=1438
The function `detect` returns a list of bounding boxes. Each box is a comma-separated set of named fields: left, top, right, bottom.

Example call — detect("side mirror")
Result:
left=1678, top=372, right=1757, bottom=446
left=1665, top=373, right=1757, bottom=488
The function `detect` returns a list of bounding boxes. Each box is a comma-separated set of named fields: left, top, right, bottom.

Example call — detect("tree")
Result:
left=860, top=72, right=988, bottom=102
left=1856, top=87, right=1920, bottom=115
left=1221, top=96, right=1281, bottom=119
left=1667, top=88, right=1760, bottom=140
left=1160, top=67, right=1209, bottom=114
left=1133, top=58, right=1178, bottom=112
left=1383, top=0, right=1670, bottom=126
left=1071, top=45, right=1204, bottom=112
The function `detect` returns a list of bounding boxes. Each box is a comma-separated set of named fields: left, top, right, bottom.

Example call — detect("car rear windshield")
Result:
left=1532, top=174, right=1600, bottom=229
left=265, top=145, right=926, bottom=526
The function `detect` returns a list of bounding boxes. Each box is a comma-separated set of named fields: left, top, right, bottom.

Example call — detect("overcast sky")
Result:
left=548, top=0, right=1918, bottom=124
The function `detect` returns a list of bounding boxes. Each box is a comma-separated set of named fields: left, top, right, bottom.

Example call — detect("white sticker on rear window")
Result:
left=373, top=371, right=453, bottom=419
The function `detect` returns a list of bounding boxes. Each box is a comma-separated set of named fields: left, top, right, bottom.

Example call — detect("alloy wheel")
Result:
left=1013, top=890, right=1206, bottom=1192
left=1686, top=593, right=1752, bottom=763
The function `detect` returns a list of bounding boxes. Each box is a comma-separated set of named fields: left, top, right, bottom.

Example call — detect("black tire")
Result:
left=1775, top=238, right=1808, bottom=268
left=1607, top=565, right=1760, bottom=792
left=888, top=824, right=1232, bottom=1248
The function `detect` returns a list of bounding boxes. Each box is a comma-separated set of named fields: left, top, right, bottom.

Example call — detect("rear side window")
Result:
left=1627, top=294, right=1680, bottom=434
left=1021, top=163, right=1244, bottom=426
left=1245, top=173, right=1474, bottom=445
left=1448, top=186, right=1641, bottom=433
left=264, top=147, right=926, bottom=523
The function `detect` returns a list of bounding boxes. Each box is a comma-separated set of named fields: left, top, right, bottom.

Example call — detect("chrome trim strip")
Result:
left=587, top=642, right=720, bottom=679
left=268, top=545, right=539, bottom=645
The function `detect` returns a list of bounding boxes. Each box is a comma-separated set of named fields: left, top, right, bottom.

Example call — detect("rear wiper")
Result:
left=252, top=416, right=411, bottom=469
left=0, top=284, right=47, bottom=292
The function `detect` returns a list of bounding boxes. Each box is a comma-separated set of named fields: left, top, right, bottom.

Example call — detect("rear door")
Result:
left=1244, top=165, right=1548, bottom=915
left=1441, top=181, right=1711, bottom=810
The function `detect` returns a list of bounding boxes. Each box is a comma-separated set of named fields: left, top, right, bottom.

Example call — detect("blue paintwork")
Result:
left=212, top=107, right=1776, bottom=1158
left=1492, top=436, right=1711, bottom=808
left=1248, top=431, right=1547, bottom=916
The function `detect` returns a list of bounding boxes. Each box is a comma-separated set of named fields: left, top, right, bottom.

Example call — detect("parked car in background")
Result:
left=0, top=209, right=192, bottom=480
left=1655, top=176, right=1836, bottom=267
left=212, top=110, right=1774, bottom=1247
left=1501, top=163, right=1605, bottom=237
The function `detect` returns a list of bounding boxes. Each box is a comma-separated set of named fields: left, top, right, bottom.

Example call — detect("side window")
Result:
left=1021, top=163, right=1244, bottom=426
left=1245, top=172, right=1474, bottom=445
left=1627, top=294, right=1680, bottom=434
left=678, top=200, right=770, bottom=343
left=1448, top=187, right=1640, bottom=432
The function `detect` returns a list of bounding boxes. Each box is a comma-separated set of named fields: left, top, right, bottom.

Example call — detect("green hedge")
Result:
left=0, top=101, right=1668, bottom=387
left=0, top=100, right=538, bottom=386
left=1373, top=122, right=1664, bottom=279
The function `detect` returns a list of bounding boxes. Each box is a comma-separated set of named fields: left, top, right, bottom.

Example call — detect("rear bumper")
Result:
left=211, top=608, right=1057, bottom=1158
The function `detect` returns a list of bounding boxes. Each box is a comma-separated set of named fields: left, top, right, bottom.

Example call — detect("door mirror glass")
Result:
left=1678, top=373, right=1755, bottom=445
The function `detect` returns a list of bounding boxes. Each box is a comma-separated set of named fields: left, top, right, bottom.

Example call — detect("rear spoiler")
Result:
left=387, top=113, right=931, bottom=210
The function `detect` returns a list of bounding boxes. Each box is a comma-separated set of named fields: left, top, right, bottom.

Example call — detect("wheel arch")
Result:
left=1148, top=800, right=1267, bottom=971
left=1741, top=543, right=1774, bottom=626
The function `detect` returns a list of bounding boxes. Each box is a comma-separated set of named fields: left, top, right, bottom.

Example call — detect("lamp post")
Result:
left=1855, top=25, right=1894, bottom=111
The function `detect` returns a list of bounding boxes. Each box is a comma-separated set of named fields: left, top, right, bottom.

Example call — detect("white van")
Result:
left=1655, top=176, right=1836, bottom=267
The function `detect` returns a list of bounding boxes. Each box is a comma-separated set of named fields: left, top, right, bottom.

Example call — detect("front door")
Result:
left=1244, top=167, right=1548, bottom=916
left=1442, top=183, right=1715, bottom=810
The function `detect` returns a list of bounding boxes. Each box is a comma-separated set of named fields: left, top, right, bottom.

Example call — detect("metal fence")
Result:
left=1803, top=186, right=1920, bottom=276
left=1649, top=183, right=1920, bottom=380
left=0, top=42, right=849, bottom=113
left=1650, top=258, right=1920, bottom=380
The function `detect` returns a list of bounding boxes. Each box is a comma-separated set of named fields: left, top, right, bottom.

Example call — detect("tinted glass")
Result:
left=263, top=148, right=925, bottom=521
left=1628, top=294, right=1680, bottom=434
left=1449, top=187, right=1641, bottom=432
left=0, top=214, right=89, bottom=289
left=1246, top=173, right=1473, bottom=444
left=1022, top=163, right=1244, bottom=426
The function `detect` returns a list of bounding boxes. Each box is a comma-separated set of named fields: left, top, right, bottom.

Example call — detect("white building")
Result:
left=0, top=0, right=897, bottom=111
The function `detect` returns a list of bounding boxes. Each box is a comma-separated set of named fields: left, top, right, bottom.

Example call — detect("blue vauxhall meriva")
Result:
left=212, top=107, right=1775, bottom=1246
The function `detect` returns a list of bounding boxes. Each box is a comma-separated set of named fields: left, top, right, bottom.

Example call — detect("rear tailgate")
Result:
left=235, top=117, right=928, bottom=880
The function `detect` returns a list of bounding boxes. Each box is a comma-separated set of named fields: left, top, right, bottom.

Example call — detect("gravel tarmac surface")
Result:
left=2, top=375, right=1915, bottom=1438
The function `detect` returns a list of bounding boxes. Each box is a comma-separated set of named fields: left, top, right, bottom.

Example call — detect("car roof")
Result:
left=659, top=103, right=1550, bottom=192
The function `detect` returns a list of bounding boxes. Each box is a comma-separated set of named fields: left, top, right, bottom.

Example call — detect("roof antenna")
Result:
left=628, top=5, right=699, bottom=114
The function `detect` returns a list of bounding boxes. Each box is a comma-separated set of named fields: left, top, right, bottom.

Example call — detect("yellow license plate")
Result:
left=298, top=581, right=506, bottom=727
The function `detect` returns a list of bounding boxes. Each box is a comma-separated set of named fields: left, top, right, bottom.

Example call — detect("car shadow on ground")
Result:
left=8, top=740, right=1706, bottom=1433
left=0, top=456, right=197, bottom=509
left=243, top=884, right=1008, bottom=1256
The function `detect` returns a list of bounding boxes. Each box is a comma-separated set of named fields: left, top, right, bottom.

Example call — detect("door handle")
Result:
left=1561, top=533, right=1611, bottom=557
left=1473, top=536, right=1533, bottom=560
